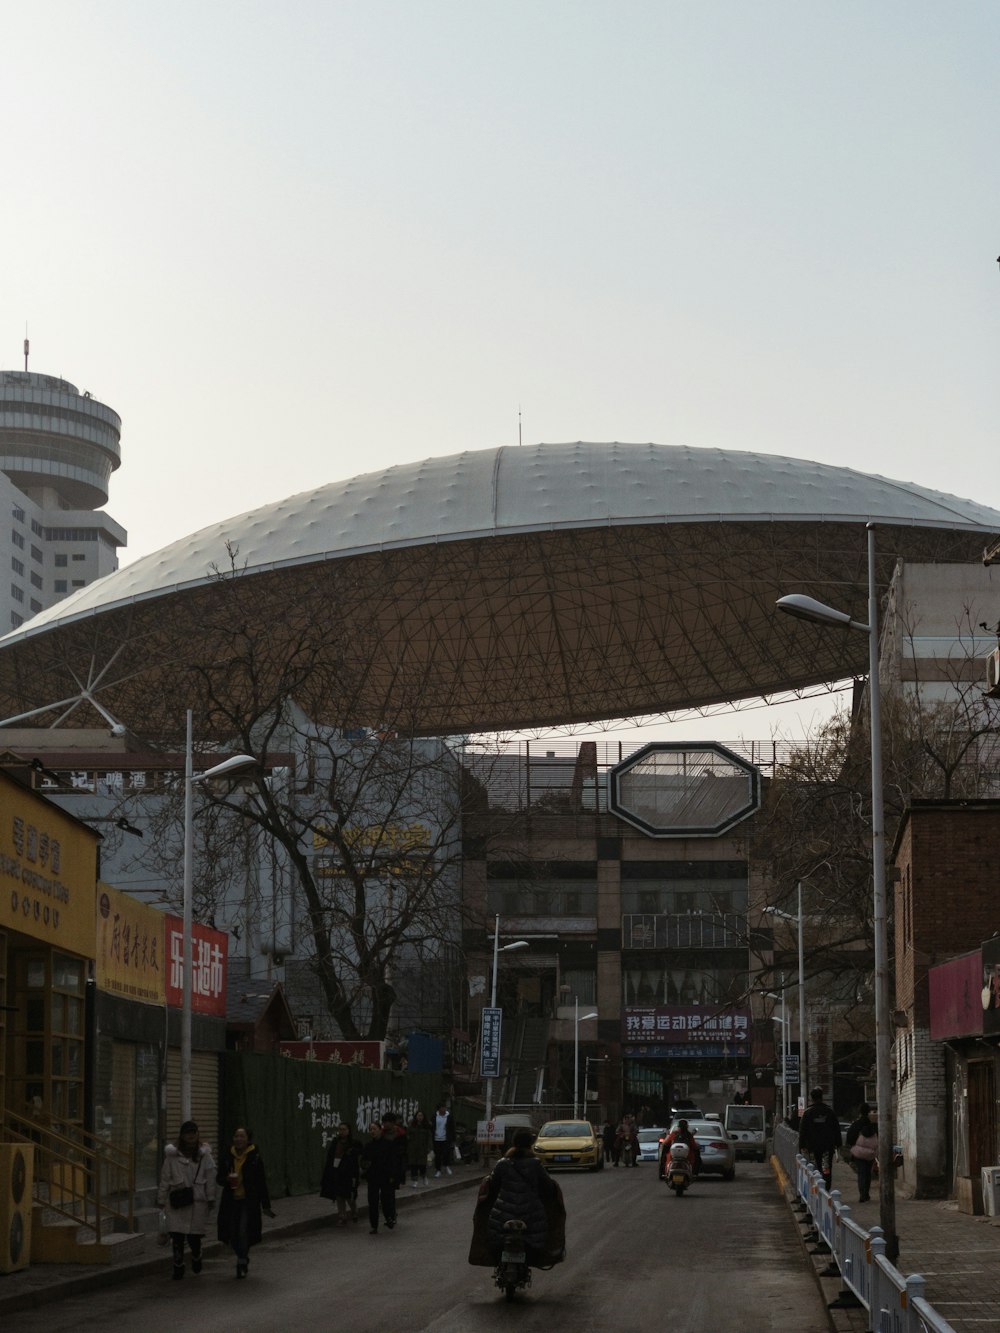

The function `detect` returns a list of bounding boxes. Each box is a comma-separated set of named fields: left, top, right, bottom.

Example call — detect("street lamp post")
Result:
left=764, top=886, right=807, bottom=1105
left=181, top=709, right=256, bottom=1121
left=573, top=997, right=598, bottom=1118
left=777, top=521, right=896, bottom=1260
left=766, top=980, right=789, bottom=1120
left=484, top=916, right=528, bottom=1127
left=582, top=1055, right=609, bottom=1119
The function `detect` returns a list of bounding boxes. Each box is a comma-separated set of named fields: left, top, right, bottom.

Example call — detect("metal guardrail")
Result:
left=2, top=1107, right=135, bottom=1241
left=773, top=1122, right=954, bottom=1333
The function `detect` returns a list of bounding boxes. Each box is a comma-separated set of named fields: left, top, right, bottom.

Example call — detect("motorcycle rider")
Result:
left=659, top=1118, right=701, bottom=1180
left=468, top=1128, right=566, bottom=1272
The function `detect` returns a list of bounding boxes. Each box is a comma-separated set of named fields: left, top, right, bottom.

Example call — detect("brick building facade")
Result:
left=893, top=800, right=1000, bottom=1200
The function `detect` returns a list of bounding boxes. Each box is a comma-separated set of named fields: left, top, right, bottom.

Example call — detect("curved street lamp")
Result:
left=776, top=521, right=896, bottom=1260
left=181, top=709, right=256, bottom=1120
left=484, top=917, right=528, bottom=1127
left=573, top=999, right=598, bottom=1119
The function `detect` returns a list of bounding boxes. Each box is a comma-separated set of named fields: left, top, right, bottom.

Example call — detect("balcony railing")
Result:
left=622, top=912, right=745, bottom=949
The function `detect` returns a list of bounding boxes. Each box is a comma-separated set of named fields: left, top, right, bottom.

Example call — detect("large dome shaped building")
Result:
left=0, top=441, right=997, bottom=737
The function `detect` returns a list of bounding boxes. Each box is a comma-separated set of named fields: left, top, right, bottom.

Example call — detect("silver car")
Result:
left=637, top=1127, right=667, bottom=1163
left=665, top=1117, right=737, bottom=1180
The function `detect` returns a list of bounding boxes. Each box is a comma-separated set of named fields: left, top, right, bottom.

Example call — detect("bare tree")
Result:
left=103, top=551, right=507, bottom=1041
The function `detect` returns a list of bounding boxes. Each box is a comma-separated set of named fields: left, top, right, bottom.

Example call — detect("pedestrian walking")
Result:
left=361, top=1120, right=405, bottom=1234
left=845, top=1103, right=878, bottom=1203
left=601, top=1119, right=615, bottom=1165
left=157, top=1120, right=216, bottom=1280
left=216, top=1126, right=275, bottom=1279
left=407, top=1110, right=433, bottom=1186
left=798, top=1086, right=842, bottom=1189
left=320, top=1122, right=361, bottom=1224
left=432, top=1102, right=455, bottom=1177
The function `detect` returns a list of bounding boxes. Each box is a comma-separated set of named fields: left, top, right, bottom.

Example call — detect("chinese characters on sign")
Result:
left=480, top=1006, right=503, bottom=1078
left=96, top=884, right=165, bottom=1004
left=164, top=915, right=228, bottom=1016
left=292, top=1089, right=423, bottom=1150
left=0, top=781, right=97, bottom=955
left=280, top=1041, right=384, bottom=1068
left=622, top=1006, right=750, bottom=1058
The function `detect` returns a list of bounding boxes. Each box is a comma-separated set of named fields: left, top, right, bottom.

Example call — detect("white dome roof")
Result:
left=0, top=442, right=997, bottom=737
left=10, top=443, right=1000, bottom=635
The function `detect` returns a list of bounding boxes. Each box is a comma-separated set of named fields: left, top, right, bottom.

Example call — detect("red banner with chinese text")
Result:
left=165, top=914, right=228, bottom=1016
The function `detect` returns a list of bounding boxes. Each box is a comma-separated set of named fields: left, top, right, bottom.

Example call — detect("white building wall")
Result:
left=896, top=1021, right=949, bottom=1197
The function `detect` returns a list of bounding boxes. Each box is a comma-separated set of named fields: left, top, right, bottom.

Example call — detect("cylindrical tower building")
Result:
left=0, top=368, right=127, bottom=631
left=0, top=371, right=122, bottom=509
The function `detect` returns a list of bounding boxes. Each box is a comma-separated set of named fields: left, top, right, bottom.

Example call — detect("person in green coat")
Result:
left=407, top=1109, right=433, bottom=1186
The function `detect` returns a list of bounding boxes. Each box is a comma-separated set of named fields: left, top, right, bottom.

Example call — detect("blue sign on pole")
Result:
left=480, top=1006, right=503, bottom=1078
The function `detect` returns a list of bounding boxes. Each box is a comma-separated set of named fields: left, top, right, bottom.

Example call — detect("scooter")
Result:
left=494, top=1218, right=531, bottom=1301
left=663, top=1141, right=693, bottom=1196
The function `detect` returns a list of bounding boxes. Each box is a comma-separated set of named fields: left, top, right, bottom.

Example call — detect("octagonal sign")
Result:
left=607, top=742, right=761, bottom=839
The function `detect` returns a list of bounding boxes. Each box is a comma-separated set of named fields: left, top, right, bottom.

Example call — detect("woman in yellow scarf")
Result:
left=216, top=1126, right=275, bottom=1278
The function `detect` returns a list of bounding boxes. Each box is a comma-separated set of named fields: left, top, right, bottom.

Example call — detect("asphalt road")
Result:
left=11, top=1161, right=826, bottom=1333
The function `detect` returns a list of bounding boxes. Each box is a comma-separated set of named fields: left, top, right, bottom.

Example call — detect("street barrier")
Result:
left=772, top=1123, right=955, bottom=1333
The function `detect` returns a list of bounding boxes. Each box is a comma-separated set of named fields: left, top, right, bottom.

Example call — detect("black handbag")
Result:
left=170, top=1156, right=200, bottom=1209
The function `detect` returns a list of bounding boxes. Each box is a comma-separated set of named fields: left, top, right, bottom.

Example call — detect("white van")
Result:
left=723, top=1104, right=766, bottom=1161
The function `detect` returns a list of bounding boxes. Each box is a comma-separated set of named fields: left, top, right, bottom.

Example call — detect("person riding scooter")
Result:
left=658, top=1119, right=701, bottom=1180
left=468, top=1128, right=566, bottom=1274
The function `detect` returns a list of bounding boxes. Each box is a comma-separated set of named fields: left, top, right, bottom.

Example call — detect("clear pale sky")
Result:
left=2, top=1, right=998, bottom=743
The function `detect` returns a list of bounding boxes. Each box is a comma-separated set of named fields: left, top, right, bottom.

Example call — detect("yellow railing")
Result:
left=1, top=1107, right=135, bottom=1241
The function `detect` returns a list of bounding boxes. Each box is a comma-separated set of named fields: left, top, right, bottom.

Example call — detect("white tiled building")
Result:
left=0, top=369, right=126, bottom=632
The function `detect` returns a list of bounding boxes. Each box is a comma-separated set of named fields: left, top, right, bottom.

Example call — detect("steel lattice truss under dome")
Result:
left=0, top=442, right=997, bottom=741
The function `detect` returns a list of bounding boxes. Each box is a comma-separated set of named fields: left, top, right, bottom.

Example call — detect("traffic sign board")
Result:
left=480, top=1007, right=502, bottom=1078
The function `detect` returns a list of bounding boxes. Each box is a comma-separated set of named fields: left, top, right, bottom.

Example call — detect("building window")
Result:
left=29, top=599, right=41, bottom=613
left=54, top=580, right=67, bottom=593
left=12, top=508, right=24, bottom=523
left=30, top=545, right=42, bottom=563
left=11, top=585, right=23, bottom=603
left=54, top=554, right=67, bottom=568
left=11, top=530, right=24, bottom=549
left=30, top=519, right=43, bottom=537
left=44, top=528, right=98, bottom=542
left=30, top=572, right=42, bottom=590
left=71, top=579, right=85, bottom=588
left=11, top=558, right=23, bottom=576
left=10, top=611, right=22, bottom=627
left=71, top=553, right=86, bottom=562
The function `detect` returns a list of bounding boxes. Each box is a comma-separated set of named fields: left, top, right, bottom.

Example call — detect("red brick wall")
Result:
left=895, top=803, right=1000, bottom=1026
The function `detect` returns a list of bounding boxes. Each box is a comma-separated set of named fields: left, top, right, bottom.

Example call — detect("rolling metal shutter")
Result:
left=166, top=1049, right=221, bottom=1151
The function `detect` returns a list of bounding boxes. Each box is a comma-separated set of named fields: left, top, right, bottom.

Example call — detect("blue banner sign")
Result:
left=480, top=1006, right=503, bottom=1077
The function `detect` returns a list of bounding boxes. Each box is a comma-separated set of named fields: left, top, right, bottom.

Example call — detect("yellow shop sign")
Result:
left=0, top=772, right=98, bottom=956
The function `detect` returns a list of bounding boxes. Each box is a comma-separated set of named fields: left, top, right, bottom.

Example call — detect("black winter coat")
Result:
left=216, top=1145, right=271, bottom=1249
left=360, top=1134, right=405, bottom=1187
left=320, top=1139, right=361, bottom=1199
left=798, top=1102, right=843, bottom=1154
left=486, top=1153, right=556, bottom=1253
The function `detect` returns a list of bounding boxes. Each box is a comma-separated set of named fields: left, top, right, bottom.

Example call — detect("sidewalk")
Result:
left=777, top=1163, right=1000, bottom=1332
left=0, top=1164, right=482, bottom=1318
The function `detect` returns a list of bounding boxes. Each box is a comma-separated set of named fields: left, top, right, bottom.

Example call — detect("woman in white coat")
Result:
left=158, top=1120, right=217, bottom=1279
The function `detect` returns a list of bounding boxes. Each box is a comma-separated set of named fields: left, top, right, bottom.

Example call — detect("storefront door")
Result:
left=6, top=947, right=86, bottom=1129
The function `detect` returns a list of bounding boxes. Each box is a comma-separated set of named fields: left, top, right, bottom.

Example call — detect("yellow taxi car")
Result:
left=532, top=1119, right=604, bottom=1171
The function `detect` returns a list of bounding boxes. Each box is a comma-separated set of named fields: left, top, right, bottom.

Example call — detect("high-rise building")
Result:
left=0, top=369, right=127, bottom=631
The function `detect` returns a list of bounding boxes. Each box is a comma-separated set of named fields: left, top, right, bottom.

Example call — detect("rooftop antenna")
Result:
left=518, top=405, right=522, bottom=447
left=23, top=324, right=29, bottom=372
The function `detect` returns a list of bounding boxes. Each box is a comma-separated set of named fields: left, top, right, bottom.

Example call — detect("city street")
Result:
left=11, top=1162, right=826, bottom=1333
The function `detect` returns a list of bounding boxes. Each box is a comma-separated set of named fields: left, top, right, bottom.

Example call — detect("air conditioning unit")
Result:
left=982, top=1165, right=1000, bottom=1216
left=0, top=1143, right=33, bottom=1273
left=986, top=647, right=1000, bottom=698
